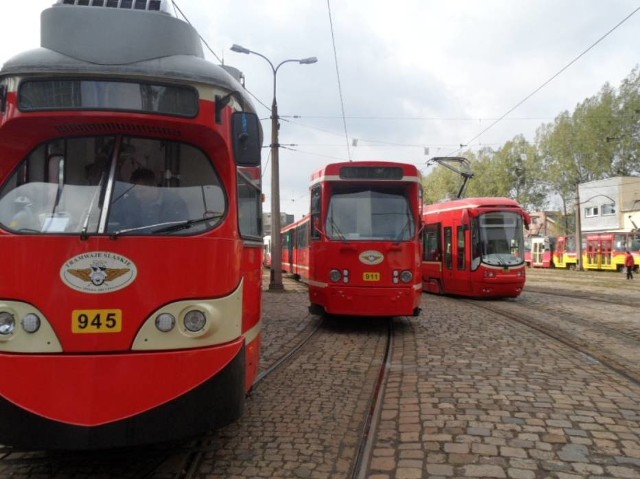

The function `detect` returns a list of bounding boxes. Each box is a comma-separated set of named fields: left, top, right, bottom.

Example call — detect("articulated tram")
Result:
left=526, top=233, right=640, bottom=271
left=282, top=161, right=423, bottom=317
left=421, top=197, right=530, bottom=298
left=0, top=1, right=263, bottom=449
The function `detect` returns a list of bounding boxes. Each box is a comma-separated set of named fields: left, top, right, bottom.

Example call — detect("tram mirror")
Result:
left=232, top=112, right=262, bottom=167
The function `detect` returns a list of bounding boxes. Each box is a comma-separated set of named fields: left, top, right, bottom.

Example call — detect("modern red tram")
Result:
left=421, top=197, right=530, bottom=298
left=0, top=1, right=264, bottom=449
left=281, top=161, right=423, bottom=317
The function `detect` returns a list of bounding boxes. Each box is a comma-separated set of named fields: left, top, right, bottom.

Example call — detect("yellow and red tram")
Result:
left=0, top=1, right=263, bottom=449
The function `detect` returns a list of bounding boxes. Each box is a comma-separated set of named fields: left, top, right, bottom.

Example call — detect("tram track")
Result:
left=525, top=284, right=640, bottom=308
left=465, top=299, right=640, bottom=387
left=165, top=307, right=324, bottom=479
left=351, top=318, right=393, bottom=479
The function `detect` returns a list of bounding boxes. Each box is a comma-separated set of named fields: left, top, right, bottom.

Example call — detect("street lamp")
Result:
left=231, top=44, right=317, bottom=291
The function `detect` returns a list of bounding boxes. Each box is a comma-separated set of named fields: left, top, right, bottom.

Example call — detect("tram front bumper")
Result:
left=324, top=285, right=421, bottom=317
left=0, top=340, right=246, bottom=449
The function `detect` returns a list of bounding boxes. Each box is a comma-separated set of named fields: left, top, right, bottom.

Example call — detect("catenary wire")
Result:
left=326, top=0, right=352, bottom=161
left=448, top=5, right=640, bottom=156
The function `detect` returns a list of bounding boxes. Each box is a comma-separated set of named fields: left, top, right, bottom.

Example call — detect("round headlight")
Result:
left=155, top=313, right=176, bottom=332
left=184, top=310, right=206, bottom=333
left=21, top=313, right=41, bottom=333
left=329, top=269, right=341, bottom=282
left=400, top=270, right=413, bottom=283
left=0, top=312, right=16, bottom=336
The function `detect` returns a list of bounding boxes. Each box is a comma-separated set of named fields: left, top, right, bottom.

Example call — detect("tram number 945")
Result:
left=72, top=309, right=122, bottom=333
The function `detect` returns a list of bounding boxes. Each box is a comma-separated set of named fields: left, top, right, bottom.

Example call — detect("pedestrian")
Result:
left=624, top=250, right=635, bottom=280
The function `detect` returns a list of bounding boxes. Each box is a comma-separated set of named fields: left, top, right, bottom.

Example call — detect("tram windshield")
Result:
left=325, top=186, right=415, bottom=241
left=471, top=211, right=524, bottom=269
left=0, top=136, right=226, bottom=236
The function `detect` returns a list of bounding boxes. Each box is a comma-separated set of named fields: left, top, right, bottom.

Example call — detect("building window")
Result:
left=601, top=203, right=616, bottom=215
left=585, top=206, right=599, bottom=217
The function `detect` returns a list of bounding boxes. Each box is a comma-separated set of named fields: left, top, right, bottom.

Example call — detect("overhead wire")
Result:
left=326, top=0, right=352, bottom=161
left=171, top=1, right=223, bottom=64
left=449, top=5, right=640, bottom=156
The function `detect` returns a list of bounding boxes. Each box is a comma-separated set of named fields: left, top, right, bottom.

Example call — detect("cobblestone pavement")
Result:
left=266, top=270, right=640, bottom=479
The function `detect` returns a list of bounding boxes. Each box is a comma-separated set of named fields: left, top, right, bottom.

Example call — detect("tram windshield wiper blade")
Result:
left=110, top=213, right=223, bottom=238
left=151, top=214, right=222, bottom=234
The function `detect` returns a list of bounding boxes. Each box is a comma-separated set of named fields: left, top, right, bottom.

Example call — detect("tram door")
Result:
left=442, top=223, right=471, bottom=294
left=531, top=237, right=546, bottom=267
left=601, top=237, right=612, bottom=266
left=586, top=236, right=601, bottom=268
left=554, top=236, right=565, bottom=267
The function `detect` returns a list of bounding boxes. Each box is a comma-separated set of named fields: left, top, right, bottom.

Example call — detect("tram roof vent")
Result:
left=42, top=0, right=203, bottom=64
left=54, top=0, right=170, bottom=14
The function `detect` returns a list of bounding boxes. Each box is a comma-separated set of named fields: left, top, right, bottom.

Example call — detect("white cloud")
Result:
left=2, top=0, right=639, bottom=221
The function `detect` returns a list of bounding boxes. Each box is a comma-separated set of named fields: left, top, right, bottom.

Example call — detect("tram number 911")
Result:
left=72, top=309, right=122, bottom=333
left=363, top=272, right=380, bottom=281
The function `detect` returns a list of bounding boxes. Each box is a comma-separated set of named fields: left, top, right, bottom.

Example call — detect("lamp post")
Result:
left=575, top=187, right=583, bottom=271
left=231, top=44, right=317, bottom=291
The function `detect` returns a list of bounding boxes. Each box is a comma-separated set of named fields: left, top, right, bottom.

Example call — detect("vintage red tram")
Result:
left=421, top=197, right=530, bottom=298
left=281, top=161, right=423, bottom=317
left=0, top=1, right=263, bottom=449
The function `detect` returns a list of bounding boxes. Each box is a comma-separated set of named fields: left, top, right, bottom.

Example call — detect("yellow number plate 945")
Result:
left=72, top=309, right=122, bottom=333
left=363, top=272, right=380, bottom=281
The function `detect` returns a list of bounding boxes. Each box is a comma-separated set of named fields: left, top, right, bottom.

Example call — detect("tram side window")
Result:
left=237, top=171, right=262, bottom=239
left=457, top=225, right=466, bottom=270
left=310, top=186, right=321, bottom=240
left=423, top=223, right=441, bottom=261
left=297, top=222, right=309, bottom=249
left=444, top=227, right=453, bottom=270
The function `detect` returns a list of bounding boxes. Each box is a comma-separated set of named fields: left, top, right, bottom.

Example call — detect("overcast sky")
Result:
left=2, top=1, right=640, bottom=220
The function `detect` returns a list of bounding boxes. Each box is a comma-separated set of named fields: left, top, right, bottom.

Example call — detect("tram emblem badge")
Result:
left=61, top=252, right=137, bottom=293
left=359, top=250, right=384, bottom=265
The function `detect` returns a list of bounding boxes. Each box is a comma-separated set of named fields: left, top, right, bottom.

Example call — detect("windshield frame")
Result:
left=0, top=135, right=227, bottom=237
left=324, top=185, right=416, bottom=242
left=471, top=211, right=525, bottom=270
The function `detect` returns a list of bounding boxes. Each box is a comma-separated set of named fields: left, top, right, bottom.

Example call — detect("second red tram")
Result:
left=0, top=1, right=263, bottom=449
left=421, top=197, right=530, bottom=298
left=282, top=161, right=423, bottom=317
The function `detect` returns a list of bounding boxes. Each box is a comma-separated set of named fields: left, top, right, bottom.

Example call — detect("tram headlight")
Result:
left=329, top=269, right=341, bottom=282
left=0, top=312, right=16, bottom=336
left=21, top=313, right=41, bottom=333
left=183, top=310, right=207, bottom=333
left=400, top=270, right=413, bottom=283
left=155, top=313, right=176, bottom=332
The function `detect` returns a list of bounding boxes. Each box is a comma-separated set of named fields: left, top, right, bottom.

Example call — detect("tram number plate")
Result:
left=363, top=272, right=380, bottom=281
left=72, top=309, right=122, bottom=333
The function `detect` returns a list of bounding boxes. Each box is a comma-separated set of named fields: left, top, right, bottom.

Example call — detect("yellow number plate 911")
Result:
left=363, top=272, right=380, bottom=281
left=72, top=309, right=122, bottom=333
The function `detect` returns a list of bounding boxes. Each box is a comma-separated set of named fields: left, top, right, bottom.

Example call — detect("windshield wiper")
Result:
left=151, top=214, right=222, bottom=233
left=110, top=214, right=222, bottom=238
